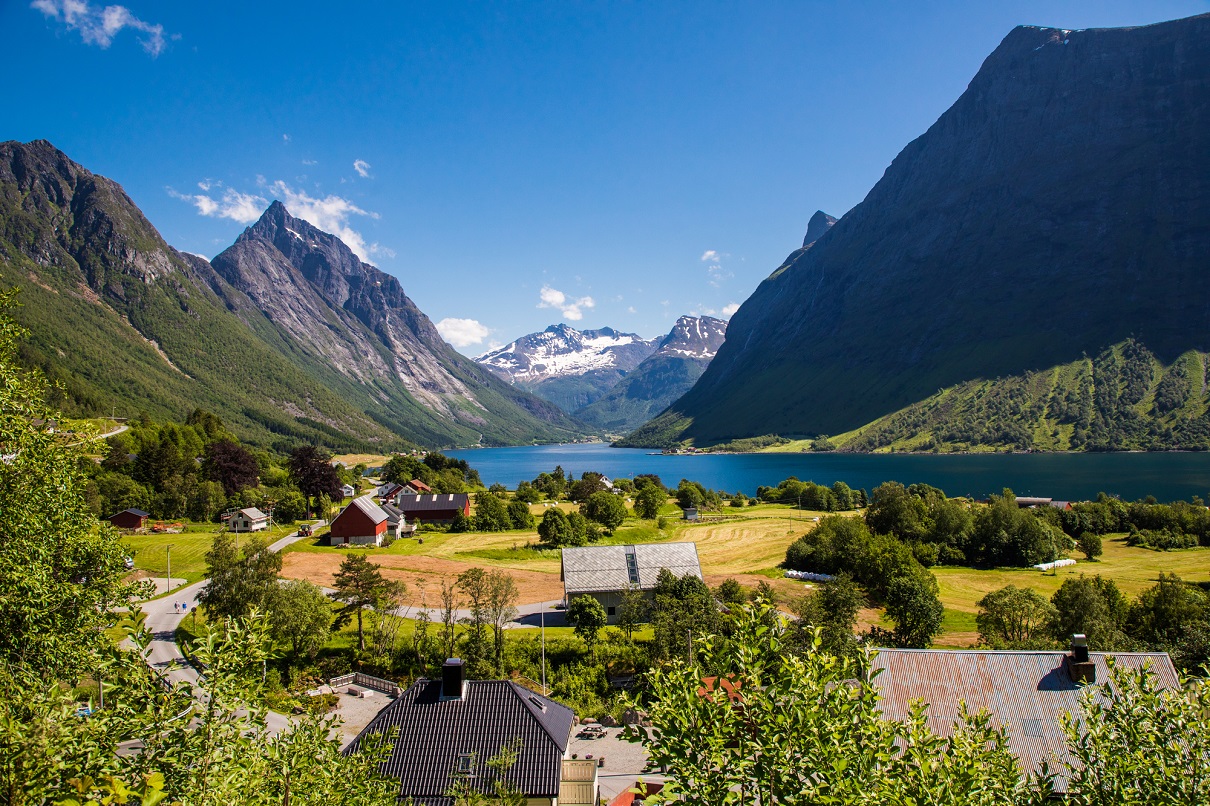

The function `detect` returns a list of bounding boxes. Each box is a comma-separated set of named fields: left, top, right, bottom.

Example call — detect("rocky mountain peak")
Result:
left=657, top=315, right=728, bottom=358
left=803, top=210, right=837, bottom=247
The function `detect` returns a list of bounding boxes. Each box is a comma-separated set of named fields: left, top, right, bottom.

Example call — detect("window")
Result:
left=607, top=606, right=616, bottom=616
left=455, top=753, right=473, bottom=774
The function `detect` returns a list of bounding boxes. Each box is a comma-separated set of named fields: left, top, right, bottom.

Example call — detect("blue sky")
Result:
left=3, top=1, right=1206, bottom=354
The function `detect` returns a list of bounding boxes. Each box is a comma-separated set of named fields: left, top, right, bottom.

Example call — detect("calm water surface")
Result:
left=446, top=443, right=1210, bottom=502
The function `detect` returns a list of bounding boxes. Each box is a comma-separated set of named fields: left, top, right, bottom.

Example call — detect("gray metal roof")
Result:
left=238, top=507, right=267, bottom=520
left=346, top=679, right=574, bottom=802
left=396, top=493, right=470, bottom=512
left=561, top=542, right=702, bottom=595
left=871, top=648, right=1179, bottom=791
left=347, top=495, right=389, bottom=524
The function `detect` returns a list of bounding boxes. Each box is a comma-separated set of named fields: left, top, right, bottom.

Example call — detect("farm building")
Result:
left=225, top=507, right=268, bottom=533
left=109, top=508, right=150, bottom=530
left=346, top=659, right=597, bottom=805
left=395, top=493, right=471, bottom=525
left=329, top=496, right=390, bottom=546
left=561, top=542, right=703, bottom=623
left=381, top=501, right=417, bottom=539
left=340, top=483, right=357, bottom=499
left=871, top=640, right=1179, bottom=792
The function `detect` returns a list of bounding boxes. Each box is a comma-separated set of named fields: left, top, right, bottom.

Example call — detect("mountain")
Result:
left=576, top=316, right=728, bottom=434
left=624, top=15, right=1210, bottom=451
left=802, top=210, right=836, bottom=247
left=475, top=324, right=658, bottom=412
left=0, top=140, right=585, bottom=450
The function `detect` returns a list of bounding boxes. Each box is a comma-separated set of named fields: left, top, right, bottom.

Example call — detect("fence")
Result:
left=329, top=671, right=403, bottom=696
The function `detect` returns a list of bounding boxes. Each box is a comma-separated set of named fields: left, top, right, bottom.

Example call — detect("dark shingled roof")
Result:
left=395, top=493, right=470, bottom=512
left=346, top=679, right=574, bottom=804
left=871, top=648, right=1179, bottom=792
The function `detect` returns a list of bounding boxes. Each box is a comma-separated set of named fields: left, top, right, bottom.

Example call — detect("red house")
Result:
left=396, top=493, right=471, bottom=525
left=109, top=508, right=150, bottom=530
left=328, top=497, right=390, bottom=546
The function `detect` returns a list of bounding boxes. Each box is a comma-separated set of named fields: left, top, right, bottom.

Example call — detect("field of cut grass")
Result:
left=122, top=522, right=301, bottom=584
left=931, top=535, right=1210, bottom=647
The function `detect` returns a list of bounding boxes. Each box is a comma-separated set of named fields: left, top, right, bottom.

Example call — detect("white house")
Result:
left=226, top=507, right=269, bottom=533
left=341, top=483, right=357, bottom=499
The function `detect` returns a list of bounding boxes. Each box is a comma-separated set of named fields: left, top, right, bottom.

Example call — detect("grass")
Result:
left=930, top=535, right=1210, bottom=647
left=122, top=522, right=303, bottom=585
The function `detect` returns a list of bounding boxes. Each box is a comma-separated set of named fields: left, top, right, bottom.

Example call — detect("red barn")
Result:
left=328, top=497, right=389, bottom=546
left=109, top=509, right=150, bottom=530
left=396, top=493, right=471, bottom=525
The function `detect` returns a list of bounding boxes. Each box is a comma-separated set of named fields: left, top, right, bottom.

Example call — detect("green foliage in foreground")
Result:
left=0, top=613, right=398, bottom=805
left=630, top=602, right=1210, bottom=805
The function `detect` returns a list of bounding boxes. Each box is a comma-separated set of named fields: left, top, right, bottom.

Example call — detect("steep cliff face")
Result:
left=627, top=14, right=1210, bottom=448
left=0, top=141, right=586, bottom=448
left=578, top=316, right=727, bottom=434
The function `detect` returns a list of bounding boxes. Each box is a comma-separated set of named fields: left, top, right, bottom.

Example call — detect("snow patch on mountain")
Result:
left=476, top=324, right=659, bottom=382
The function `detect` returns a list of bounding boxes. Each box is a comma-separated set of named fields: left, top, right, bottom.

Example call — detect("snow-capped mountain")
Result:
left=477, top=324, right=658, bottom=381
left=575, top=316, right=728, bottom=433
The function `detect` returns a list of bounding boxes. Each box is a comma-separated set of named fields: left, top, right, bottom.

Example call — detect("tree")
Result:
left=198, top=534, right=282, bottom=621
left=203, top=439, right=260, bottom=495
left=458, top=568, right=492, bottom=676
left=1076, top=531, right=1103, bottom=561
left=582, top=490, right=627, bottom=534
left=506, top=500, right=535, bottom=530
left=792, top=572, right=865, bottom=657
left=617, top=585, right=648, bottom=640
left=439, top=577, right=460, bottom=662
left=266, top=579, right=332, bottom=659
left=1050, top=575, right=1130, bottom=650
left=0, top=612, right=399, bottom=805
left=976, top=585, right=1058, bottom=648
left=567, top=596, right=607, bottom=659
left=630, top=601, right=1032, bottom=805
left=881, top=570, right=945, bottom=648
left=652, top=570, right=721, bottom=662
left=288, top=445, right=343, bottom=516
left=537, top=508, right=575, bottom=548
left=0, top=291, right=139, bottom=682
left=473, top=491, right=511, bottom=532
left=568, top=473, right=608, bottom=503
left=486, top=570, right=519, bottom=675
left=676, top=481, right=704, bottom=510
left=332, top=555, right=389, bottom=651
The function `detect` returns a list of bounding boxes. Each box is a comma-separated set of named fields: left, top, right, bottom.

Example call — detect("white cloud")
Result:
left=537, top=285, right=595, bottom=321
left=167, top=186, right=267, bottom=224
left=436, top=318, right=490, bottom=348
left=282, top=134, right=290, bottom=143
left=722, top=302, right=741, bottom=317
left=353, top=159, right=372, bottom=178
left=33, top=0, right=170, bottom=56
left=302, top=159, right=318, bottom=166
left=627, top=306, right=637, bottom=314
left=700, top=250, right=719, bottom=263
left=266, top=181, right=385, bottom=262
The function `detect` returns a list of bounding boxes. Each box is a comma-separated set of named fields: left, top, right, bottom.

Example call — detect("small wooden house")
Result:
left=226, top=507, right=269, bottom=533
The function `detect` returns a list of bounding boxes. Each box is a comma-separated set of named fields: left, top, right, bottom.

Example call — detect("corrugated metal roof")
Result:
left=396, top=493, right=470, bottom=512
left=870, top=649, right=1179, bottom=791
left=346, top=679, right=574, bottom=802
left=561, top=542, right=702, bottom=594
left=348, top=495, right=389, bottom=524
left=239, top=507, right=267, bottom=520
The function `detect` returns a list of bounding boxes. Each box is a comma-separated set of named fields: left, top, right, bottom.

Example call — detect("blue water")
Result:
left=446, top=443, right=1210, bottom=503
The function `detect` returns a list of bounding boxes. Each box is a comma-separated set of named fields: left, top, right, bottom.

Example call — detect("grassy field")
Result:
left=121, top=522, right=302, bottom=584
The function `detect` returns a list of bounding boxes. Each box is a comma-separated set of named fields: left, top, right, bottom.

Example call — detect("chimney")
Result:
left=442, top=658, right=466, bottom=700
left=1067, top=634, right=1095, bottom=683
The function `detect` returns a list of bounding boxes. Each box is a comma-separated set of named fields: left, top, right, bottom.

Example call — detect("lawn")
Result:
left=930, top=535, right=1210, bottom=647
left=122, top=522, right=303, bottom=585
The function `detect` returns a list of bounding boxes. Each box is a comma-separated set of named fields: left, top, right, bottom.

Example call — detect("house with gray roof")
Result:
left=871, top=640, right=1180, bottom=792
left=225, top=507, right=268, bottom=533
left=561, top=542, right=703, bottom=623
left=347, top=659, right=597, bottom=805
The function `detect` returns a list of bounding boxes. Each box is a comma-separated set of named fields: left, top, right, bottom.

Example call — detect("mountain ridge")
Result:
left=623, top=14, right=1210, bottom=450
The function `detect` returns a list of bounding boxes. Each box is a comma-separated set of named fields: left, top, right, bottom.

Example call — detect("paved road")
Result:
left=135, top=521, right=324, bottom=735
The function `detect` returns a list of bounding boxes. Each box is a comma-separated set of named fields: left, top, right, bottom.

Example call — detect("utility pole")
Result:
left=540, top=609, right=547, bottom=694
left=166, top=544, right=174, bottom=593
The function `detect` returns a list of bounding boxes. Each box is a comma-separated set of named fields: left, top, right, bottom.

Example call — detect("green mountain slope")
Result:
left=0, top=140, right=587, bottom=450
left=813, top=341, right=1210, bottom=453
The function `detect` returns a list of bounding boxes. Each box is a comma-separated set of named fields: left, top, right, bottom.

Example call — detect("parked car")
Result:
left=298, top=523, right=313, bottom=537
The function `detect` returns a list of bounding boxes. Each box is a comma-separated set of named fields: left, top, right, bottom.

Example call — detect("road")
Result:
left=136, top=522, right=322, bottom=735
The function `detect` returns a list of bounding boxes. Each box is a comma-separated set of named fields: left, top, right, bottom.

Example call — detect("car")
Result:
left=298, top=524, right=313, bottom=537
left=123, top=556, right=134, bottom=570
